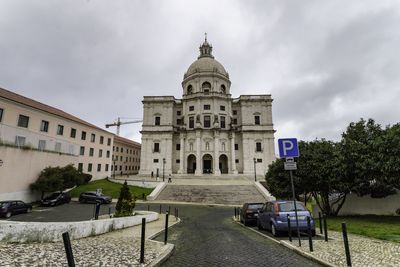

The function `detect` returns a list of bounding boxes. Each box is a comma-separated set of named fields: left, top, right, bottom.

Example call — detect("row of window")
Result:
left=10, top=112, right=112, bottom=145
left=188, top=105, right=226, bottom=112
left=112, top=146, right=139, bottom=155
left=153, top=141, right=263, bottom=153
left=158, top=115, right=259, bottom=128
left=186, top=83, right=226, bottom=94
left=77, top=163, right=140, bottom=173
left=79, top=146, right=110, bottom=158
left=112, top=155, right=140, bottom=163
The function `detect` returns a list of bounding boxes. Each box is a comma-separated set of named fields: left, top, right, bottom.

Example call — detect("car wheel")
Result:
left=27, top=208, right=32, bottom=213
left=312, top=230, right=316, bottom=237
left=79, top=198, right=85, bottom=204
left=5, top=211, right=12, bottom=218
left=257, top=220, right=263, bottom=230
left=271, top=224, right=279, bottom=237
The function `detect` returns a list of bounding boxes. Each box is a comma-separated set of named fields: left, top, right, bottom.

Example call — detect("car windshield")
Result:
left=0, top=202, right=10, bottom=208
left=248, top=204, right=263, bottom=210
left=278, top=202, right=307, bottom=212
left=48, top=193, right=61, bottom=198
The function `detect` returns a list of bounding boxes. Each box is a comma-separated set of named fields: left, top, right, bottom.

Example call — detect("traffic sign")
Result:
left=284, top=161, right=297, bottom=170
left=278, top=138, right=299, bottom=158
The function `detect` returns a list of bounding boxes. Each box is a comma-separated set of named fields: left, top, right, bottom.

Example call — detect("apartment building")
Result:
left=0, top=87, right=141, bottom=201
left=112, top=135, right=141, bottom=176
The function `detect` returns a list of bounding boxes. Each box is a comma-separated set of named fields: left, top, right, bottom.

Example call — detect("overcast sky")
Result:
left=1, top=0, right=399, bottom=145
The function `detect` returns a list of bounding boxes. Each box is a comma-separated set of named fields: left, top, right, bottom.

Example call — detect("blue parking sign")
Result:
left=278, top=138, right=299, bottom=158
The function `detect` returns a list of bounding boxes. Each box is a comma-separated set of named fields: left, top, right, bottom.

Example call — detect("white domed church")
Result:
left=139, top=38, right=275, bottom=177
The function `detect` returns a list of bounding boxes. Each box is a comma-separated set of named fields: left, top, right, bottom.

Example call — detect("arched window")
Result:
left=187, top=85, right=193, bottom=94
left=202, top=82, right=211, bottom=94
left=220, top=84, right=226, bottom=93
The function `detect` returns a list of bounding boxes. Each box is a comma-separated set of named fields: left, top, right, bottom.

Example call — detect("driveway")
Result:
left=145, top=204, right=321, bottom=266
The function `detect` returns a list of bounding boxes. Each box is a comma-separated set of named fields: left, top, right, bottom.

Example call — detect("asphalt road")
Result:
left=0, top=201, right=115, bottom=222
left=145, top=204, right=321, bottom=267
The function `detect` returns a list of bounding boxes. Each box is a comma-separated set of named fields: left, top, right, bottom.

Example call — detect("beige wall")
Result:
left=0, top=146, right=77, bottom=202
left=0, top=97, right=113, bottom=180
left=112, top=139, right=141, bottom=176
left=334, top=192, right=400, bottom=216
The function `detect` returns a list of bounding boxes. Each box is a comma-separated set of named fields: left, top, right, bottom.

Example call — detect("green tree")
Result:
left=115, top=181, right=135, bottom=217
left=30, top=165, right=87, bottom=199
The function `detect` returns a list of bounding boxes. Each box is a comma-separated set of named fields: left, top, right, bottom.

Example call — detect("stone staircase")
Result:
left=155, top=184, right=268, bottom=205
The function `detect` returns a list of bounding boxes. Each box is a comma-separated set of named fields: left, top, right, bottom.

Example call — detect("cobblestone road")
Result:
left=150, top=204, right=320, bottom=267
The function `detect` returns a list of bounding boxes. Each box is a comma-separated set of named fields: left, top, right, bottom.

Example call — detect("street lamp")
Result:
left=113, top=160, right=116, bottom=178
left=163, top=158, right=166, bottom=182
left=253, top=158, right=257, bottom=182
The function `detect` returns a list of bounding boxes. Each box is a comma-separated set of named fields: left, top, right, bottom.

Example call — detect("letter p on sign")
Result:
left=278, top=138, right=299, bottom=158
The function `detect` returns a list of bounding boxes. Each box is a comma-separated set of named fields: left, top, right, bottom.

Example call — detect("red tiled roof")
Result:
left=0, top=87, right=111, bottom=134
left=114, top=135, right=141, bottom=147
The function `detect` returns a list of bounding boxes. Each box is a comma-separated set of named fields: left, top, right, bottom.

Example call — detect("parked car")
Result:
left=257, top=200, right=315, bottom=237
left=0, top=200, right=32, bottom=218
left=79, top=191, right=112, bottom=204
left=240, top=202, right=264, bottom=226
left=41, top=192, right=71, bottom=206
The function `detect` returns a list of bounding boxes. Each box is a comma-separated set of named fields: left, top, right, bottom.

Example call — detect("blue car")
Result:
left=257, top=200, right=315, bottom=237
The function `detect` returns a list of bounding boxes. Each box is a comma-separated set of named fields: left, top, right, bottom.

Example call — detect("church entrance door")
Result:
left=202, top=154, right=213, bottom=174
left=219, top=154, right=228, bottom=174
left=187, top=154, right=196, bottom=174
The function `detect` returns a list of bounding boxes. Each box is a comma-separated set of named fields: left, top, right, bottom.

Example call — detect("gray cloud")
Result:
left=0, top=0, right=399, bottom=144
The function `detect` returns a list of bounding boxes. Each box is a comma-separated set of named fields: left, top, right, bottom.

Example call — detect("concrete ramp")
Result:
left=155, top=184, right=268, bottom=205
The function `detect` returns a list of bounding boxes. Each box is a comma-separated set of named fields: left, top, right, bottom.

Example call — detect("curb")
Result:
left=233, top=219, right=337, bottom=267
left=147, top=242, right=175, bottom=267
left=142, top=200, right=240, bottom=207
left=146, top=216, right=182, bottom=266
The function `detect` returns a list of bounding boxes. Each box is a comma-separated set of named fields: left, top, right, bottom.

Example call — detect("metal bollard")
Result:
left=176, top=208, right=178, bottom=219
left=234, top=207, right=237, bottom=219
left=323, top=214, right=328, bottom=242
left=108, top=207, right=112, bottom=218
left=147, top=205, right=150, bottom=211
left=168, top=205, right=171, bottom=214
left=307, top=217, right=313, bottom=252
left=94, top=202, right=101, bottom=220
left=287, top=215, right=292, bottom=242
left=62, top=232, right=75, bottom=267
left=318, top=212, right=323, bottom=234
left=142, top=193, right=145, bottom=200
left=159, top=204, right=162, bottom=214
left=140, top=218, right=146, bottom=263
left=342, top=222, right=352, bottom=266
left=164, top=211, right=169, bottom=245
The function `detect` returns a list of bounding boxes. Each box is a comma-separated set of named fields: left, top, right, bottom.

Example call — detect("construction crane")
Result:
left=105, top=117, right=143, bottom=135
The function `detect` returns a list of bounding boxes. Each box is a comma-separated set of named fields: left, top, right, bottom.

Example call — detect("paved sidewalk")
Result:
left=283, top=228, right=400, bottom=267
left=0, top=213, right=177, bottom=266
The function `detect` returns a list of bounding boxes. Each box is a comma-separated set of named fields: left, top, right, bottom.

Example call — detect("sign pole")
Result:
left=289, top=168, right=301, bottom=247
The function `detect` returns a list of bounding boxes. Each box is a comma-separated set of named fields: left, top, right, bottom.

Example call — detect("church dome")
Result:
left=184, top=37, right=229, bottom=78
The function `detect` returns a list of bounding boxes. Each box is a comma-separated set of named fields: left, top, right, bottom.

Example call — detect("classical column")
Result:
left=230, top=132, right=238, bottom=174
left=214, top=130, right=221, bottom=176
left=178, top=134, right=185, bottom=174
left=195, top=130, right=202, bottom=175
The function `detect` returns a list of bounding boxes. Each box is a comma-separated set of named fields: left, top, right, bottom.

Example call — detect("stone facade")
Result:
left=139, top=39, right=275, bottom=177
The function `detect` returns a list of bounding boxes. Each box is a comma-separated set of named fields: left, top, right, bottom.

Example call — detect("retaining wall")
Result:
left=0, top=211, right=158, bottom=243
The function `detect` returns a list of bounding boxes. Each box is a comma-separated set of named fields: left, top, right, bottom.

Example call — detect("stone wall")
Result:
left=0, top=211, right=158, bottom=243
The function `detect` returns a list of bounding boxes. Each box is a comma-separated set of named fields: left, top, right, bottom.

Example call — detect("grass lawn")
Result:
left=315, top=215, right=400, bottom=243
left=69, top=178, right=154, bottom=199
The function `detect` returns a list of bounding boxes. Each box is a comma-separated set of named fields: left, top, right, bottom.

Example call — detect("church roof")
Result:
left=184, top=36, right=229, bottom=78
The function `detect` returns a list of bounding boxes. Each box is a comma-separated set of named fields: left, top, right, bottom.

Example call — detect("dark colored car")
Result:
left=0, top=200, right=32, bottom=218
left=41, top=192, right=71, bottom=206
left=240, top=202, right=264, bottom=226
left=79, top=191, right=112, bottom=204
left=257, top=200, right=315, bottom=237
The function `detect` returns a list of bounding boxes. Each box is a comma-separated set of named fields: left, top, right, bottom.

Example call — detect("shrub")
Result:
left=114, top=181, right=135, bottom=217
